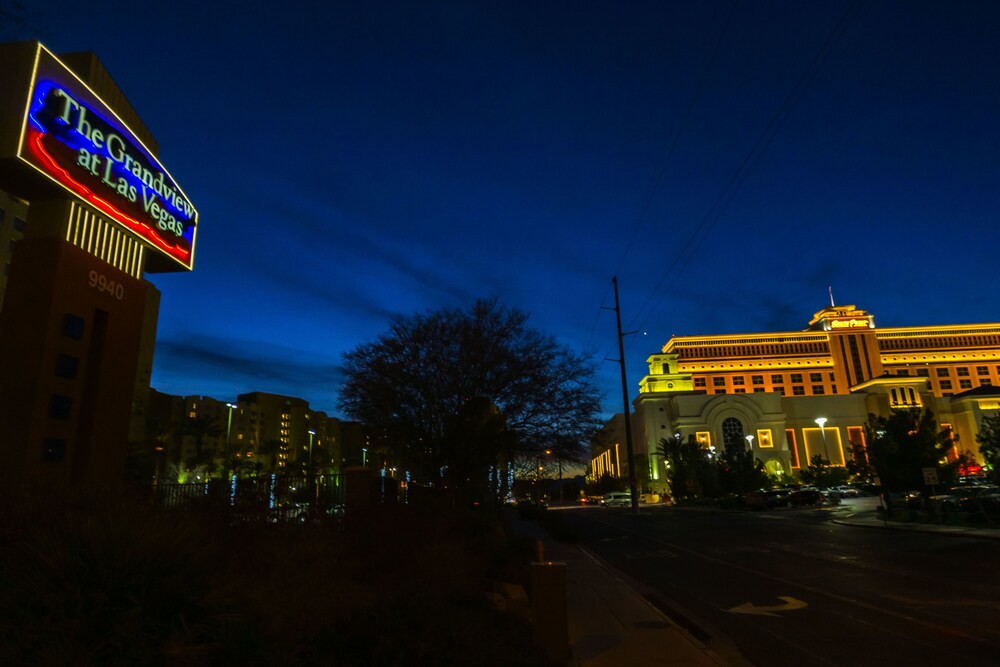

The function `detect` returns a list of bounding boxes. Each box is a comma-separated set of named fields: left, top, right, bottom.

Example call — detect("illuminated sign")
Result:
left=829, top=318, right=871, bottom=329
left=16, top=46, right=196, bottom=270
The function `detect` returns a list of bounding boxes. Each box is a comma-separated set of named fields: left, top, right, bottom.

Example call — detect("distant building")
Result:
left=588, top=413, right=638, bottom=482
left=632, top=304, right=1000, bottom=493
left=145, top=389, right=365, bottom=481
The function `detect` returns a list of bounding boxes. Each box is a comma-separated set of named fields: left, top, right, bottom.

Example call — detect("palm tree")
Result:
left=180, top=415, right=223, bottom=478
left=261, top=439, right=284, bottom=475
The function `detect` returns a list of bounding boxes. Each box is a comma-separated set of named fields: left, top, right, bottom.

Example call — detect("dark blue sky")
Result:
left=12, top=1, right=999, bottom=417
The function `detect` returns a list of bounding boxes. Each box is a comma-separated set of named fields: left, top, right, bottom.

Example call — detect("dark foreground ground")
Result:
left=0, top=493, right=551, bottom=666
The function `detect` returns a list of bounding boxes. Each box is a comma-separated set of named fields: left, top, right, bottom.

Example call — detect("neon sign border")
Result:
left=14, top=43, right=198, bottom=270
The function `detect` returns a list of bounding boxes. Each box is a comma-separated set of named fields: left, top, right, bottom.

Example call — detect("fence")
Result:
left=139, top=474, right=344, bottom=518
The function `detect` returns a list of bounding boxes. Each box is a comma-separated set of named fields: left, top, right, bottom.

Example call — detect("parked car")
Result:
left=601, top=492, right=632, bottom=507
left=957, top=486, right=1000, bottom=512
left=745, top=489, right=792, bottom=510
left=786, top=489, right=825, bottom=506
left=830, top=485, right=860, bottom=498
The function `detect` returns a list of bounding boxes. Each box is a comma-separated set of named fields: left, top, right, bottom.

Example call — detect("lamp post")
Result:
left=225, top=402, right=237, bottom=480
left=362, top=447, right=367, bottom=468
left=815, top=417, right=830, bottom=463
left=308, top=430, right=316, bottom=506
left=745, top=433, right=754, bottom=455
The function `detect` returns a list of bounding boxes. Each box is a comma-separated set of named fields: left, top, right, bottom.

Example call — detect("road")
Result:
left=557, top=500, right=1000, bottom=666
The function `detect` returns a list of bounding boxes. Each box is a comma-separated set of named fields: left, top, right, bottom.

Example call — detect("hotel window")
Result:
left=916, top=369, right=929, bottom=377
left=791, top=374, right=803, bottom=383
left=940, top=380, right=952, bottom=390
left=847, top=426, right=866, bottom=462
left=956, top=367, right=969, bottom=376
left=751, top=375, right=763, bottom=385
left=897, top=369, right=909, bottom=376
left=812, top=385, right=825, bottom=395
left=793, top=386, right=805, bottom=395
left=936, top=368, right=950, bottom=377
left=50, top=394, right=72, bottom=420
left=753, top=388, right=765, bottom=393
left=42, top=438, right=66, bottom=462
left=771, top=374, right=783, bottom=384
left=977, top=366, right=989, bottom=375
left=959, top=379, right=972, bottom=389
left=776, top=387, right=785, bottom=395
left=810, top=372, right=822, bottom=383
left=829, top=372, right=835, bottom=381
left=694, top=377, right=706, bottom=387
left=62, top=313, right=85, bottom=340
left=733, top=376, right=745, bottom=386
left=713, top=377, right=726, bottom=387
left=55, top=354, right=79, bottom=379
left=734, top=388, right=746, bottom=393
left=13, top=217, right=25, bottom=232
left=982, top=379, right=993, bottom=385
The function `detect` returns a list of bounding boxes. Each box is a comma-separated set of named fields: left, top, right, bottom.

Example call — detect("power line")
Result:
left=611, top=0, right=740, bottom=279
left=626, top=0, right=866, bottom=340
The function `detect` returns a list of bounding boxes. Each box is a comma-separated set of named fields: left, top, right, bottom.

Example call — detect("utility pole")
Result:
left=607, top=277, right=639, bottom=513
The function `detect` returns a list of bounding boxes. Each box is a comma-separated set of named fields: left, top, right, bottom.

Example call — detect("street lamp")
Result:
left=815, top=417, right=830, bottom=462
left=362, top=447, right=368, bottom=467
left=745, top=434, right=754, bottom=456
left=225, top=402, right=237, bottom=479
left=308, top=430, right=316, bottom=506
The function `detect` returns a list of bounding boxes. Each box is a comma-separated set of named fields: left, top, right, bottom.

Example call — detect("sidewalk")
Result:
left=831, top=505, right=1000, bottom=540
left=512, top=516, right=734, bottom=666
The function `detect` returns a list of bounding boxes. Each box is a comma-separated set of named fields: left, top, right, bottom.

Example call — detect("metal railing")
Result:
left=139, top=474, right=344, bottom=518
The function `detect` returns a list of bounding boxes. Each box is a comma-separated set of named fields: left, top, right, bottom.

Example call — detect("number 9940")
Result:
left=88, top=270, right=124, bottom=300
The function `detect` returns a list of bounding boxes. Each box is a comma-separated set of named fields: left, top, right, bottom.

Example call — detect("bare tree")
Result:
left=338, top=298, right=602, bottom=504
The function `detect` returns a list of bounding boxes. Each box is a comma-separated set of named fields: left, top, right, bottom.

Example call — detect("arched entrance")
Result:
left=722, top=417, right=746, bottom=459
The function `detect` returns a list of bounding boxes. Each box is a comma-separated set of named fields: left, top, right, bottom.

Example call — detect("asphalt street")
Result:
left=558, top=500, right=1000, bottom=666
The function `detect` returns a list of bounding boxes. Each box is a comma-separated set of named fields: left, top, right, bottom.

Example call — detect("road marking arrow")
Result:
left=728, top=596, right=808, bottom=617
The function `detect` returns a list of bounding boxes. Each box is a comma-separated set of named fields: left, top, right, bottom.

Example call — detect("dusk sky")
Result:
left=10, top=1, right=998, bottom=418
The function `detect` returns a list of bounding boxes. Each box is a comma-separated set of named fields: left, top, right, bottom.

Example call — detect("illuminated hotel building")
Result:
left=0, top=43, right=197, bottom=489
left=627, top=304, right=1000, bottom=493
